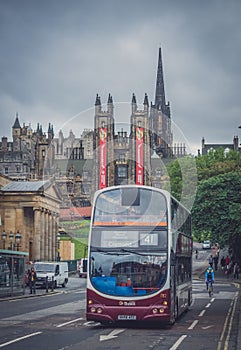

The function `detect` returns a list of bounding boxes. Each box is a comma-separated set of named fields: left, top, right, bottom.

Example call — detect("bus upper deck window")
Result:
left=121, top=188, right=140, bottom=206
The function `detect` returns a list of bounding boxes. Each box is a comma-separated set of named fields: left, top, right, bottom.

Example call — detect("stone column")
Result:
left=33, top=208, right=41, bottom=261
left=40, top=209, right=45, bottom=260
left=48, top=212, right=52, bottom=260
left=44, top=210, right=49, bottom=260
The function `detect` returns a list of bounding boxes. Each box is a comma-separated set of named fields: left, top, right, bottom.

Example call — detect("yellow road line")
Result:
left=217, top=291, right=239, bottom=350
left=224, top=292, right=238, bottom=350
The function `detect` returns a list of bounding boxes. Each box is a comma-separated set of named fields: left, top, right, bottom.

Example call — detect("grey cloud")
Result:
left=1, top=0, right=241, bottom=154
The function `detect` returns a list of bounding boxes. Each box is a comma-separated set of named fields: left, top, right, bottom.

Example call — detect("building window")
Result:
left=4, top=167, right=8, bottom=174
left=156, top=168, right=161, bottom=178
left=83, top=171, right=89, bottom=180
left=118, top=166, right=127, bottom=178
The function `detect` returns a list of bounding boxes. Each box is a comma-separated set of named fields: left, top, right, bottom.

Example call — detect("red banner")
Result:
left=99, top=127, right=107, bottom=189
left=136, top=127, right=144, bottom=185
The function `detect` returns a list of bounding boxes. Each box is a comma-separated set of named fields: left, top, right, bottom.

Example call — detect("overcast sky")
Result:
left=1, top=0, right=241, bottom=155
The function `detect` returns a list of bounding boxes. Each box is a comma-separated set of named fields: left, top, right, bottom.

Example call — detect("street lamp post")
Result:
left=57, top=232, right=61, bottom=261
left=9, top=231, right=14, bottom=250
left=1, top=231, right=7, bottom=249
left=1, top=231, right=22, bottom=251
left=15, top=231, right=22, bottom=251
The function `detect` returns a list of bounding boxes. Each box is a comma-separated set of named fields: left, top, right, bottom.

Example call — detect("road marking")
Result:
left=199, top=310, right=206, bottom=317
left=224, top=292, right=238, bottom=350
left=73, top=290, right=86, bottom=294
left=100, top=329, right=125, bottom=342
left=205, top=303, right=211, bottom=308
left=169, top=335, right=187, bottom=350
left=0, top=331, right=42, bottom=348
left=56, top=317, right=84, bottom=328
left=83, top=321, right=101, bottom=327
left=202, top=325, right=214, bottom=329
left=217, top=292, right=238, bottom=350
left=188, top=319, right=199, bottom=330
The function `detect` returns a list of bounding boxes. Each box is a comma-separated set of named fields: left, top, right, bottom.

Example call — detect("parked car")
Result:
left=202, top=240, right=211, bottom=249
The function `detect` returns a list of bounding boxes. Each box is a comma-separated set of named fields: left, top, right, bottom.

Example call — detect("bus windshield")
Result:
left=93, top=187, right=167, bottom=225
left=90, top=249, right=167, bottom=297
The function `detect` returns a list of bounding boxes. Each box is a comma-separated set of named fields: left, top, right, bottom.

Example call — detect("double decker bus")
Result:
left=86, top=185, right=192, bottom=324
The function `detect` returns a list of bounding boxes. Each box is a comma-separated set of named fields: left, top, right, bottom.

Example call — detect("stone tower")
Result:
left=93, top=94, right=115, bottom=192
left=129, top=93, right=151, bottom=185
left=12, top=113, right=21, bottom=152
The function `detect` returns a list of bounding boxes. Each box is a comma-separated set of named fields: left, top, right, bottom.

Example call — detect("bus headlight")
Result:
left=97, top=307, right=103, bottom=314
left=90, top=307, right=96, bottom=313
left=162, top=301, right=168, bottom=306
left=159, top=307, right=165, bottom=313
left=152, top=308, right=158, bottom=314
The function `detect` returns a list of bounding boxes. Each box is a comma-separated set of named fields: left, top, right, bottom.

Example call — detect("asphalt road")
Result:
left=0, top=249, right=240, bottom=350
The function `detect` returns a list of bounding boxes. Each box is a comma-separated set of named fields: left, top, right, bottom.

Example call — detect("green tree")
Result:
left=167, top=155, right=198, bottom=210
left=191, top=172, right=241, bottom=264
left=196, top=148, right=241, bottom=180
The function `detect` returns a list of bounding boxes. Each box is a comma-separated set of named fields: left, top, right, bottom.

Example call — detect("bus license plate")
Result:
left=118, top=315, right=136, bottom=320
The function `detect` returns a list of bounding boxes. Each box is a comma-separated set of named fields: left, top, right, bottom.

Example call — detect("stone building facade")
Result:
left=201, top=136, right=240, bottom=155
left=0, top=114, right=55, bottom=180
left=0, top=180, right=61, bottom=262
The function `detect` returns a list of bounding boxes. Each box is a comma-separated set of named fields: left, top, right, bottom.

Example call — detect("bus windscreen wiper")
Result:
left=91, top=247, right=129, bottom=255
left=120, top=248, right=147, bottom=256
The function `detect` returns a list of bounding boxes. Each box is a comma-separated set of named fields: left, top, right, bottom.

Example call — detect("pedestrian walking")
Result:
left=213, top=255, right=218, bottom=271
left=28, top=267, right=37, bottom=294
left=195, top=249, right=198, bottom=260
left=208, top=255, right=213, bottom=268
left=221, top=256, right=226, bottom=271
left=225, top=262, right=233, bottom=279
left=233, top=262, right=239, bottom=279
left=225, top=255, right=230, bottom=269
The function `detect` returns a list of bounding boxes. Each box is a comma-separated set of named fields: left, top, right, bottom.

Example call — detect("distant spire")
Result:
left=154, top=47, right=166, bottom=110
left=48, top=122, right=52, bottom=133
left=143, top=93, right=149, bottom=106
left=12, top=112, right=21, bottom=128
left=107, top=93, right=112, bottom=104
left=107, top=93, right=113, bottom=114
left=48, top=123, right=54, bottom=138
left=132, top=93, right=137, bottom=104
left=95, top=94, right=101, bottom=106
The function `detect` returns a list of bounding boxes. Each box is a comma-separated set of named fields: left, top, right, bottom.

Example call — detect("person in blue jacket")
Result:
left=205, top=266, right=215, bottom=290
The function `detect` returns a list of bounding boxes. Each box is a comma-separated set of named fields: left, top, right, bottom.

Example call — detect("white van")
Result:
left=78, top=258, right=88, bottom=278
left=34, top=261, right=68, bottom=288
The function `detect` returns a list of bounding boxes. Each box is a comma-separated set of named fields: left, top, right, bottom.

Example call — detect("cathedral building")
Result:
left=0, top=48, right=185, bottom=207
left=0, top=114, right=55, bottom=180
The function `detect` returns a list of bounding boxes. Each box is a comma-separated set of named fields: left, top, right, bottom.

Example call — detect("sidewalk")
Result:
left=0, top=285, right=60, bottom=302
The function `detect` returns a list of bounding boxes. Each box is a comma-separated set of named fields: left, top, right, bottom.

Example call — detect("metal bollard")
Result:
left=45, top=276, right=48, bottom=293
left=51, top=276, right=54, bottom=291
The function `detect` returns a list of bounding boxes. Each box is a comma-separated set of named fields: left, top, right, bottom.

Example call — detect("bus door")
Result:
left=170, top=251, right=177, bottom=322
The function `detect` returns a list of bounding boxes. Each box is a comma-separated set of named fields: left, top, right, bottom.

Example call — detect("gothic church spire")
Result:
left=154, top=47, right=166, bottom=110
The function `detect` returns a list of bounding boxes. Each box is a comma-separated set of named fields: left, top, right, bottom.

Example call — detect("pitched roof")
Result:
left=60, top=206, right=91, bottom=219
left=12, top=115, right=21, bottom=128
left=1, top=180, right=50, bottom=192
